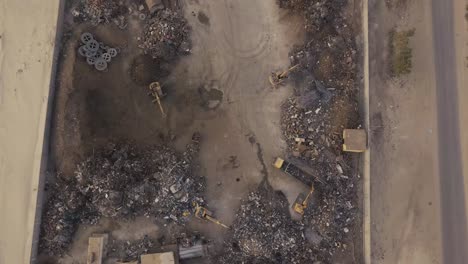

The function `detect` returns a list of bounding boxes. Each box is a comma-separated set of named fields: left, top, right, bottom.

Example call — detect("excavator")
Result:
left=148, top=81, right=166, bottom=118
left=273, top=157, right=316, bottom=215
left=269, top=64, right=300, bottom=88
left=194, top=203, right=229, bottom=229
left=292, top=185, right=315, bottom=215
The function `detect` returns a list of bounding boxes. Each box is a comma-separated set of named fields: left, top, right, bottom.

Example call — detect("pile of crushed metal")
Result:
left=72, top=0, right=126, bottom=25
left=215, top=180, right=357, bottom=263
left=277, top=0, right=361, bottom=262
left=216, top=184, right=316, bottom=263
left=279, top=0, right=359, bottom=157
left=139, top=9, right=191, bottom=61
left=39, top=139, right=205, bottom=256
left=71, top=0, right=191, bottom=61
left=106, top=231, right=206, bottom=262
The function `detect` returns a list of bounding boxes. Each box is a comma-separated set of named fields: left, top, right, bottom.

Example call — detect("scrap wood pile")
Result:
left=139, top=9, right=191, bottom=61
left=40, top=140, right=205, bottom=256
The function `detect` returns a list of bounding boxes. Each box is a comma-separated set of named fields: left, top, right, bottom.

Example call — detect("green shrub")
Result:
left=389, top=28, right=415, bottom=76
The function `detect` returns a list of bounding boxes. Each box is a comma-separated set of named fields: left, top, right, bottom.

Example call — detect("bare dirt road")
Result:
left=0, top=0, right=61, bottom=263
left=167, top=0, right=306, bottom=226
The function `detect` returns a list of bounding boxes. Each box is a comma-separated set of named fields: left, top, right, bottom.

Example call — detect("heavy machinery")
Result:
left=273, top=157, right=316, bottom=215
left=292, top=185, right=315, bottom=215
left=194, top=203, right=229, bottom=229
left=273, top=157, right=323, bottom=184
left=269, top=64, right=299, bottom=88
left=148, top=81, right=166, bottom=118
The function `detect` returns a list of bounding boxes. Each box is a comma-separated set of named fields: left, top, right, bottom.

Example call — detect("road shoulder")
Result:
left=368, top=0, right=442, bottom=263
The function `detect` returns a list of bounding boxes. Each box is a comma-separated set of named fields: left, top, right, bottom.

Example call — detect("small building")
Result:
left=141, top=252, right=176, bottom=264
left=342, top=129, right=367, bottom=152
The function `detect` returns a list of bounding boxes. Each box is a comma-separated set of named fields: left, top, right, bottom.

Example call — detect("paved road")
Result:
left=431, top=0, right=468, bottom=263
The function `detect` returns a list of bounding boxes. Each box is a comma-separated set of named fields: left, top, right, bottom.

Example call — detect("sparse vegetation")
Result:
left=389, top=28, right=415, bottom=76
left=385, top=0, right=408, bottom=9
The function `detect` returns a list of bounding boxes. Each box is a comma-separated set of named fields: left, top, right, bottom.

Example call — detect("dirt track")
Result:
left=168, top=0, right=307, bottom=227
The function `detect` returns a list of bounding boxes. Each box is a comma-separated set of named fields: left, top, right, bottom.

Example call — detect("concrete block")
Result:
left=141, top=252, right=175, bottom=264
left=343, top=129, right=367, bottom=152
left=87, top=234, right=108, bottom=264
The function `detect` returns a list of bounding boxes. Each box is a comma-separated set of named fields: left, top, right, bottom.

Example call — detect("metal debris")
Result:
left=74, top=0, right=126, bottom=25
left=217, top=185, right=317, bottom=263
left=139, top=9, right=191, bottom=61
left=277, top=0, right=361, bottom=262
left=39, top=139, right=205, bottom=256
left=77, top=32, right=118, bottom=71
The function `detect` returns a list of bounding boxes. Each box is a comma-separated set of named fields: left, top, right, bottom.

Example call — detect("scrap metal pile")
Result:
left=73, top=0, right=125, bottom=25
left=216, top=180, right=358, bottom=263
left=78, top=32, right=119, bottom=71
left=277, top=0, right=361, bottom=262
left=279, top=0, right=358, bottom=159
left=139, top=9, right=191, bottom=61
left=40, top=140, right=205, bottom=256
left=108, top=235, right=156, bottom=261
left=216, top=186, right=317, bottom=263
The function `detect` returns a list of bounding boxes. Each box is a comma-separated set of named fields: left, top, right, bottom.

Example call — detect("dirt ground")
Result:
left=368, top=0, right=446, bottom=263
left=40, top=0, right=363, bottom=263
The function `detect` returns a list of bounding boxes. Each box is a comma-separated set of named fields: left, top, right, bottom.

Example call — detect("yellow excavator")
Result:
left=273, top=157, right=315, bottom=215
left=269, top=64, right=300, bottom=88
left=292, top=185, right=315, bottom=215
left=194, top=203, right=229, bottom=229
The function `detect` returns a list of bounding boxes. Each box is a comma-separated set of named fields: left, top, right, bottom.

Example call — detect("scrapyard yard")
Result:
left=38, top=0, right=363, bottom=263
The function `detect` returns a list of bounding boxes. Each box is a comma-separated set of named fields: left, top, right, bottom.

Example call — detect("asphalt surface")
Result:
left=431, top=0, right=468, bottom=262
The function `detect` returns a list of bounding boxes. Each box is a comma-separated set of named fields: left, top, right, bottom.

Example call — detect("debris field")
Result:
left=40, top=139, right=204, bottom=256
left=38, top=0, right=362, bottom=263
left=139, top=9, right=192, bottom=61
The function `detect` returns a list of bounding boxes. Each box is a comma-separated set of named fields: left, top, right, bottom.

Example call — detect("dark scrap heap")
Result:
left=216, top=185, right=316, bottom=264
left=216, top=177, right=358, bottom=263
left=74, top=0, right=126, bottom=25
left=39, top=140, right=205, bottom=256
left=139, top=9, right=191, bottom=61
left=278, top=0, right=361, bottom=262
left=278, top=0, right=359, bottom=147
